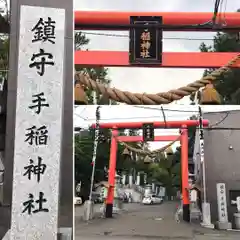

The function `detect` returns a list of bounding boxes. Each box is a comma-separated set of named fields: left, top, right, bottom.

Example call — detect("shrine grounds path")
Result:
left=75, top=202, right=240, bottom=240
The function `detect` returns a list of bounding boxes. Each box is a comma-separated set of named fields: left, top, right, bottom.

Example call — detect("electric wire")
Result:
left=212, top=0, right=221, bottom=24
left=75, top=109, right=235, bottom=130
left=78, top=31, right=216, bottom=41
left=75, top=23, right=240, bottom=31
left=160, top=105, right=167, bottom=128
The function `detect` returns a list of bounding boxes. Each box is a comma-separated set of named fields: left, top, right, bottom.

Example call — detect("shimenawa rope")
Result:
left=119, top=136, right=180, bottom=156
left=75, top=54, right=240, bottom=105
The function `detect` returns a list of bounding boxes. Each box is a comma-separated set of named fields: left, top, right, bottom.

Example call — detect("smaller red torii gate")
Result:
left=92, top=119, right=209, bottom=222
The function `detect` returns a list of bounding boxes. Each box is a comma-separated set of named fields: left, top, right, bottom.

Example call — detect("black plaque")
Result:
left=142, top=123, right=154, bottom=141
left=129, top=16, right=163, bottom=65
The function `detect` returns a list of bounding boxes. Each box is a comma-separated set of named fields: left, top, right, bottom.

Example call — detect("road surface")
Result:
left=75, top=202, right=240, bottom=240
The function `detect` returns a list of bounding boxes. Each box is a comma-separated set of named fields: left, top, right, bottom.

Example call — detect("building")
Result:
left=193, top=110, right=240, bottom=226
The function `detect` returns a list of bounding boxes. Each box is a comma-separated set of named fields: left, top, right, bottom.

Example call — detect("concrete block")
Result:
left=57, top=228, right=72, bottom=240
left=215, top=221, right=232, bottom=230
left=83, top=200, right=94, bottom=221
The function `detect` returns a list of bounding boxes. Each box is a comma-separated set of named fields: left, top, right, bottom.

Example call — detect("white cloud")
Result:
left=74, top=0, right=239, bottom=104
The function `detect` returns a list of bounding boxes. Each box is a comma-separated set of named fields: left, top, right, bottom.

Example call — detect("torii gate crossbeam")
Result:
left=75, top=51, right=240, bottom=68
left=91, top=119, right=209, bottom=129
left=75, top=11, right=240, bottom=30
left=74, top=11, right=240, bottom=68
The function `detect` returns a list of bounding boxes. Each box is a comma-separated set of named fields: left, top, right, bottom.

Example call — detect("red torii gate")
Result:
left=92, top=119, right=209, bottom=222
left=75, top=11, right=240, bottom=68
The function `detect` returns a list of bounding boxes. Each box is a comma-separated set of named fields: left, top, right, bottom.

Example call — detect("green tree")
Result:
left=75, top=32, right=117, bottom=104
left=196, top=10, right=240, bottom=104
left=146, top=150, right=181, bottom=198
left=147, top=115, right=198, bottom=197
left=75, top=127, right=126, bottom=196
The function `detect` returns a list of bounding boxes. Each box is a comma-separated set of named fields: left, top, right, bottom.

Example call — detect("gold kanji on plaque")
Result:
left=141, top=31, right=151, bottom=41
left=140, top=30, right=151, bottom=58
left=141, top=41, right=151, bottom=49
left=140, top=49, right=150, bottom=58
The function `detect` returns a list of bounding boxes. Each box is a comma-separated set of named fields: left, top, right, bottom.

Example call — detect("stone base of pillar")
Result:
left=3, top=228, right=73, bottom=240
left=215, top=221, right=232, bottom=230
left=58, top=228, right=72, bottom=240
left=83, top=200, right=94, bottom=221
left=234, top=213, right=240, bottom=229
left=201, top=202, right=214, bottom=228
left=200, top=222, right=215, bottom=229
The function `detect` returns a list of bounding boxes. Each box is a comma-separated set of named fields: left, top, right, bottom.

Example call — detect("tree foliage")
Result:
left=75, top=123, right=188, bottom=198
left=75, top=32, right=117, bottom=104
left=197, top=14, right=240, bottom=104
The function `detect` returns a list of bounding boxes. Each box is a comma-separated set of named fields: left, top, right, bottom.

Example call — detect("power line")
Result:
left=74, top=113, right=192, bottom=122
left=76, top=22, right=240, bottom=31
left=74, top=112, right=88, bottom=121
left=76, top=125, right=240, bottom=131
left=209, top=111, right=229, bottom=127
left=79, top=31, right=215, bottom=41
left=75, top=107, right=239, bottom=126
left=132, top=105, right=240, bottom=115
left=132, top=105, right=199, bottom=113
left=75, top=105, right=240, bottom=116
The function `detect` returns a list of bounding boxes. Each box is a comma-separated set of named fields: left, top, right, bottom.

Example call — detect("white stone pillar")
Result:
left=10, top=6, right=66, bottom=239
left=152, top=183, right=155, bottom=193
left=136, top=173, right=140, bottom=186
left=215, top=183, right=232, bottom=230
left=129, top=175, right=133, bottom=187
left=144, top=173, right=147, bottom=185
left=122, top=174, right=126, bottom=185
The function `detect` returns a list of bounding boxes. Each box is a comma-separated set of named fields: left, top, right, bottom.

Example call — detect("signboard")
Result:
left=229, top=190, right=240, bottom=206
left=10, top=5, right=65, bottom=239
left=216, top=183, right=229, bottom=223
left=129, top=16, right=163, bottom=65
left=237, top=196, right=240, bottom=212
left=142, top=123, right=154, bottom=141
left=190, top=189, right=197, bottom=202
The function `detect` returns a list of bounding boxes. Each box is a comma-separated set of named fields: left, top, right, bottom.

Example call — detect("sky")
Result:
left=74, top=105, right=240, bottom=151
left=74, top=0, right=239, bottom=104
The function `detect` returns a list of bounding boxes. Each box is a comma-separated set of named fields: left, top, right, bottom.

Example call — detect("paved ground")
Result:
left=75, top=202, right=240, bottom=240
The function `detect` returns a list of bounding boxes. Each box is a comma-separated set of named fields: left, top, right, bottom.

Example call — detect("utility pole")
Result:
left=85, top=106, right=100, bottom=221
left=198, top=106, right=214, bottom=228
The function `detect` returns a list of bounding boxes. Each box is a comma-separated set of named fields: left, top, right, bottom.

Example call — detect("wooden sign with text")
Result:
left=142, top=123, right=155, bottom=141
left=129, top=16, right=163, bottom=65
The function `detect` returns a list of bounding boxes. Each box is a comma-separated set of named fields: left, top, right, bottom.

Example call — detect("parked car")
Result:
left=74, top=196, right=83, bottom=205
left=142, top=195, right=163, bottom=205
